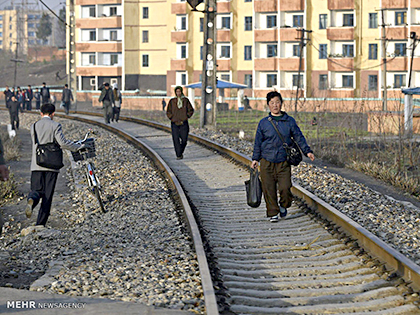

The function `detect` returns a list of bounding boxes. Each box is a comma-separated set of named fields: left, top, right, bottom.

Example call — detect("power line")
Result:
left=37, top=0, right=67, bottom=26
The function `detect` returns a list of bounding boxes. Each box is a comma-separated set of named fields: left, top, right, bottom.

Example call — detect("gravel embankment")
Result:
left=0, top=114, right=204, bottom=314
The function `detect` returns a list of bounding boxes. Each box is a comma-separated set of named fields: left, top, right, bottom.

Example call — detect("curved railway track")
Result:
left=7, top=108, right=420, bottom=314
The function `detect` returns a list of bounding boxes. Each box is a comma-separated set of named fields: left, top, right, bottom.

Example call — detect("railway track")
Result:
left=8, top=108, right=420, bottom=314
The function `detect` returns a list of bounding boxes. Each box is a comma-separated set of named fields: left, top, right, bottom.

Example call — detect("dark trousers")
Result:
left=9, top=110, right=19, bottom=130
left=103, top=101, right=113, bottom=123
left=28, top=171, right=59, bottom=226
left=25, top=100, right=32, bottom=111
left=64, top=101, right=71, bottom=115
left=36, top=101, right=41, bottom=110
left=112, top=107, right=120, bottom=122
left=171, top=122, right=189, bottom=158
left=260, top=159, right=293, bottom=217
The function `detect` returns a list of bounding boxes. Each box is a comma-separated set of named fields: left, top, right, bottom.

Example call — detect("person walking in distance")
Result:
left=61, top=84, right=74, bottom=115
left=26, top=103, right=83, bottom=226
left=40, top=82, right=50, bottom=105
left=7, top=95, right=20, bottom=130
left=112, top=86, right=122, bottom=122
left=3, top=85, right=13, bottom=109
left=251, top=91, right=315, bottom=222
left=98, top=83, right=114, bottom=124
left=166, top=86, right=194, bottom=160
left=162, top=98, right=166, bottom=111
left=34, top=88, right=41, bottom=110
left=26, top=85, right=33, bottom=111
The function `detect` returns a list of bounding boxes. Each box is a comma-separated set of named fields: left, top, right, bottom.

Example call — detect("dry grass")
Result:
left=0, top=129, right=21, bottom=161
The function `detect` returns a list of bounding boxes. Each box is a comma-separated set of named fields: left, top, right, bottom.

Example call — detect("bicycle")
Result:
left=72, top=131, right=105, bottom=213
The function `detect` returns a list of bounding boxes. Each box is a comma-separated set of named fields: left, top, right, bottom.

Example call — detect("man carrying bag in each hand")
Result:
left=26, top=103, right=83, bottom=226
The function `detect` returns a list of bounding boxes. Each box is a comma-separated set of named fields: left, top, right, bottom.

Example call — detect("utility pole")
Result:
left=294, top=28, right=311, bottom=114
left=68, top=0, right=77, bottom=111
left=10, top=42, right=23, bottom=89
left=408, top=32, right=418, bottom=88
left=381, top=9, right=388, bottom=111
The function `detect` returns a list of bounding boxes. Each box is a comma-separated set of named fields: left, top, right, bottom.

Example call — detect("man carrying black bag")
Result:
left=26, top=103, right=83, bottom=226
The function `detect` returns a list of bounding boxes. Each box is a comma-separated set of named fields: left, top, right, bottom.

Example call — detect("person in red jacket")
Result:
left=166, top=86, right=194, bottom=160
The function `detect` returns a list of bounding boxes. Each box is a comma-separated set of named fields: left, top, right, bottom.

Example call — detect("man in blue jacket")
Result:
left=251, top=91, right=315, bottom=222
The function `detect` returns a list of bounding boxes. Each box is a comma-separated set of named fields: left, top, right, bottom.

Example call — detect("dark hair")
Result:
left=40, top=103, right=55, bottom=115
left=64, top=84, right=68, bottom=87
left=104, top=82, right=110, bottom=87
left=42, top=82, right=46, bottom=85
left=266, top=91, right=283, bottom=105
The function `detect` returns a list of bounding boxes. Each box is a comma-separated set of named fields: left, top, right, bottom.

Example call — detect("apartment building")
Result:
left=71, top=0, right=420, bottom=98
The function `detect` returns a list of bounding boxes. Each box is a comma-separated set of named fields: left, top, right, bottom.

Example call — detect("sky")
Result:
left=2, top=0, right=63, bottom=13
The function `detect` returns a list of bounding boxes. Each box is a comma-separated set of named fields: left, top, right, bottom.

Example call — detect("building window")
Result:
left=342, top=75, right=354, bottom=88
left=394, top=74, right=406, bottom=88
left=221, top=16, right=231, bottom=29
left=343, top=14, right=354, bottom=27
left=89, top=54, right=95, bottom=65
left=319, top=14, right=327, bottom=29
left=293, top=44, right=301, bottom=57
left=181, top=16, right=187, bottom=30
left=267, top=74, right=277, bottom=87
left=28, top=23, right=34, bottom=28
left=220, top=45, right=230, bottom=58
left=110, top=54, right=118, bottom=65
left=0, top=32, right=2, bottom=37
left=89, top=7, right=95, bottom=17
left=369, top=44, right=377, bottom=59
left=142, top=54, right=149, bottom=67
left=244, top=74, right=252, bottom=88
left=319, top=44, right=327, bottom=59
left=221, top=74, right=230, bottom=81
left=293, top=15, right=303, bottom=27
left=9, top=25, right=11, bottom=30
left=342, top=44, right=354, bottom=57
left=89, top=30, right=96, bottom=41
left=395, top=11, right=406, bottom=25
left=181, top=73, right=186, bottom=85
left=368, top=75, right=378, bottom=91
left=369, top=13, right=377, bottom=28
left=292, top=74, right=303, bottom=87
left=319, top=74, right=328, bottom=90
left=142, top=30, right=149, bottom=43
left=395, top=43, right=406, bottom=56
left=244, top=45, right=252, bottom=60
left=110, top=7, right=117, bottom=16
left=267, top=15, right=277, bottom=28
left=143, top=7, right=149, bottom=19
left=267, top=44, right=277, bottom=57
left=110, top=30, right=117, bottom=41
left=181, top=45, right=187, bottom=59
left=245, top=0, right=252, bottom=2
left=245, top=17, right=252, bottom=31
left=0, top=16, right=2, bottom=21
left=200, top=46, right=203, bottom=60
left=200, top=18, right=203, bottom=32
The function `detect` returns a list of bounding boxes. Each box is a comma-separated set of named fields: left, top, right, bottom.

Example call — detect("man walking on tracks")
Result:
left=61, top=84, right=74, bottom=115
left=26, top=103, right=83, bottom=226
left=166, top=86, right=194, bottom=160
left=25, top=85, right=33, bottom=111
left=40, top=82, right=50, bottom=105
left=98, top=82, right=114, bottom=124
left=7, top=95, right=20, bottom=130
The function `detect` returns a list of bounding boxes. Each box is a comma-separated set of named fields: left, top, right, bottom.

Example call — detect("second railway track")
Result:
left=20, top=110, right=420, bottom=314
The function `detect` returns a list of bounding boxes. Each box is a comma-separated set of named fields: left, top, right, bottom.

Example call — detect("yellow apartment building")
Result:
left=70, top=0, right=420, bottom=99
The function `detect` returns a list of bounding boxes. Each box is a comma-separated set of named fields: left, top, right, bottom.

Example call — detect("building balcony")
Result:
left=171, top=59, right=187, bottom=71
left=280, top=0, right=304, bottom=11
left=280, top=28, right=300, bottom=41
left=411, top=25, right=420, bottom=35
left=255, top=29, right=278, bottom=42
left=217, top=59, right=231, bottom=71
left=328, top=89, right=355, bottom=98
left=171, top=2, right=186, bottom=14
left=411, top=57, right=420, bottom=71
left=381, top=0, right=407, bottom=9
left=328, top=0, right=354, bottom=10
left=328, top=57, right=354, bottom=71
left=76, top=0, right=121, bottom=4
left=254, top=0, right=276, bottom=12
left=384, top=57, right=408, bottom=71
left=412, top=0, right=420, bottom=8
left=217, top=29, right=230, bottom=42
left=327, top=27, right=354, bottom=41
left=171, top=30, right=187, bottom=43
left=76, top=16, right=122, bottom=29
left=386, top=26, right=407, bottom=40
left=217, top=1, right=231, bottom=13
left=77, top=66, right=122, bottom=76
left=254, top=57, right=304, bottom=71
left=278, top=57, right=303, bottom=70
left=76, top=42, right=122, bottom=52
left=255, top=58, right=277, bottom=71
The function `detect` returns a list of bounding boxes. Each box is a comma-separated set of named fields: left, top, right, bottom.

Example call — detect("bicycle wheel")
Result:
left=93, top=186, right=106, bottom=213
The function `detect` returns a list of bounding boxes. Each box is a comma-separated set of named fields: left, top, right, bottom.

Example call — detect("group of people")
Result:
left=98, top=82, right=122, bottom=124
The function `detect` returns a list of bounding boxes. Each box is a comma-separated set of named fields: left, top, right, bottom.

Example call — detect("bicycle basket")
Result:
left=71, top=138, right=96, bottom=161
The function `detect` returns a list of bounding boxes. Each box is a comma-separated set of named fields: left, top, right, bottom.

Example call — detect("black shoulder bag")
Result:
left=268, top=117, right=302, bottom=166
left=34, top=122, right=64, bottom=170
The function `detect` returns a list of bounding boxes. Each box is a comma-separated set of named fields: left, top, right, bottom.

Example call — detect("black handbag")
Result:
left=34, top=122, right=64, bottom=170
left=268, top=117, right=303, bottom=166
left=245, top=169, right=262, bottom=208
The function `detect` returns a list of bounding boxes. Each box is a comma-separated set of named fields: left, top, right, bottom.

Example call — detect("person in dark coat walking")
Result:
left=40, top=82, right=50, bottom=105
left=7, top=95, right=20, bottom=130
left=3, top=85, right=13, bottom=109
left=112, top=87, right=122, bottom=122
left=25, top=103, right=83, bottom=226
left=61, top=84, right=74, bottom=115
left=98, top=83, right=114, bottom=124
left=34, top=88, right=41, bottom=110
left=251, top=91, right=315, bottom=222
left=25, top=85, right=33, bottom=110
left=166, top=86, right=194, bottom=160
left=162, top=98, right=166, bottom=111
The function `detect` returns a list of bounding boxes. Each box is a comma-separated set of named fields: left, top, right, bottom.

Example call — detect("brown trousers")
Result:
left=260, top=158, right=293, bottom=217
